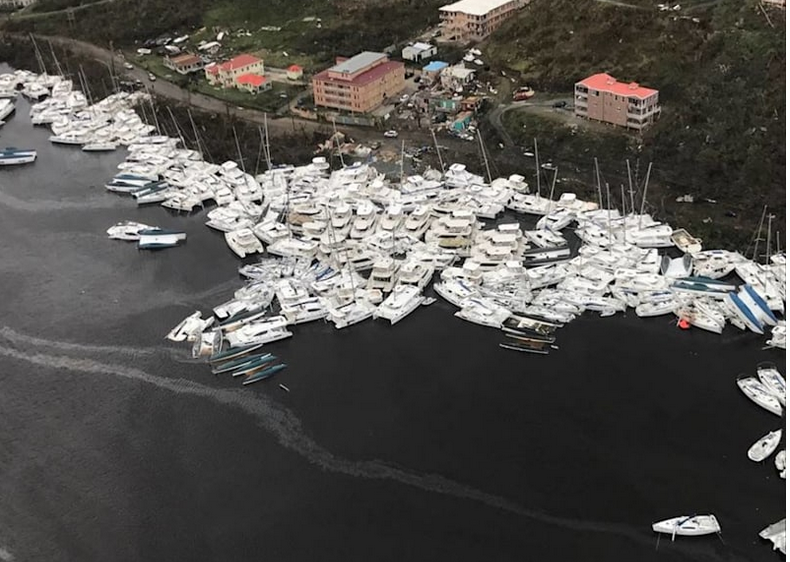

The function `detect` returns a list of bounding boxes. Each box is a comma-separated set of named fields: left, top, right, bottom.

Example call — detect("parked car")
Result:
left=148, top=72, right=157, bottom=82
left=123, top=62, right=134, bottom=70
left=552, top=100, right=567, bottom=108
left=383, top=130, right=399, bottom=138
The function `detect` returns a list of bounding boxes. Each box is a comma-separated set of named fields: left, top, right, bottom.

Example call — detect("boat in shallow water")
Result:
left=209, top=343, right=263, bottom=364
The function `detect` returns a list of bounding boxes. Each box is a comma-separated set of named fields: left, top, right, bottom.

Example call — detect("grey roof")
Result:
left=331, top=52, right=386, bottom=75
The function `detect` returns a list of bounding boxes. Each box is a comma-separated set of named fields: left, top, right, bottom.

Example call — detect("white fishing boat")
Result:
left=737, top=376, right=784, bottom=417
left=747, top=429, right=782, bottom=462
left=652, top=515, right=721, bottom=538
left=225, top=228, right=264, bottom=258
left=106, top=221, right=153, bottom=241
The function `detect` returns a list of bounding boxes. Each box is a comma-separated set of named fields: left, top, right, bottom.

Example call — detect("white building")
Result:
left=440, top=64, right=476, bottom=91
left=401, top=42, right=438, bottom=63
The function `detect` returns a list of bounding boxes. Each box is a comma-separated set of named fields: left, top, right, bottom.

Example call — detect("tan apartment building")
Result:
left=312, top=52, right=405, bottom=114
left=439, top=0, right=527, bottom=43
left=574, top=73, right=661, bottom=132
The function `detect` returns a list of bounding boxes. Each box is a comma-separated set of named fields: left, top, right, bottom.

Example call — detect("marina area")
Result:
left=0, top=67, right=785, bottom=561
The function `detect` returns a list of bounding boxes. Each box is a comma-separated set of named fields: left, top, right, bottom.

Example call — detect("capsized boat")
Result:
left=106, top=221, right=153, bottom=241
left=748, top=429, right=782, bottom=462
left=652, top=515, right=721, bottom=538
left=211, top=353, right=274, bottom=375
left=138, top=228, right=187, bottom=250
left=242, top=363, right=287, bottom=386
left=209, top=342, right=263, bottom=364
left=757, top=362, right=786, bottom=406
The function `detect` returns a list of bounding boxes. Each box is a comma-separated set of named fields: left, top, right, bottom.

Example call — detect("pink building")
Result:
left=574, top=73, right=661, bottom=132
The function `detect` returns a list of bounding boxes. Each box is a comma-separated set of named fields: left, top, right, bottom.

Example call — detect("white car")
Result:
left=383, top=130, right=399, bottom=138
left=148, top=72, right=156, bottom=82
left=123, top=62, right=134, bottom=70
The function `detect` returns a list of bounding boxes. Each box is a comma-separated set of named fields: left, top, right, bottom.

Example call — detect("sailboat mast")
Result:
left=331, top=118, right=345, bottom=168
left=751, top=205, right=767, bottom=261
left=148, top=96, right=161, bottom=136
left=399, top=139, right=406, bottom=186
left=594, top=157, right=603, bottom=209
left=626, top=159, right=635, bottom=214
left=187, top=109, right=203, bottom=159
left=48, top=41, right=64, bottom=77
left=232, top=126, right=245, bottom=173
left=166, top=106, right=186, bottom=148
left=638, top=162, right=652, bottom=230
left=263, top=113, right=273, bottom=170
left=431, top=128, right=445, bottom=174
left=533, top=138, right=540, bottom=198
left=620, top=184, right=627, bottom=242
left=606, top=182, right=613, bottom=246
left=477, top=129, right=492, bottom=183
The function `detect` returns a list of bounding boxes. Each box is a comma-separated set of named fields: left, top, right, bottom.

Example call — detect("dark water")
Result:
left=0, top=92, right=784, bottom=562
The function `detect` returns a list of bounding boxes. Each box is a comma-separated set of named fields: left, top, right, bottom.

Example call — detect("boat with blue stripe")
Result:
left=0, top=147, right=36, bottom=166
left=242, top=363, right=287, bottom=386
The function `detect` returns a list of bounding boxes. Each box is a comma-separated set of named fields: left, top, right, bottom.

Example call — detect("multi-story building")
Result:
left=312, top=52, right=405, bottom=114
left=439, top=0, right=526, bottom=43
left=205, top=54, right=264, bottom=88
left=574, top=73, right=661, bottom=132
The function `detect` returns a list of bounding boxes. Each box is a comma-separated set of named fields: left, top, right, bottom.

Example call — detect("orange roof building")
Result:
left=235, top=73, right=270, bottom=93
left=205, top=54, right=264, bottom=88
left=286, top=64, right=304, bottom=80
left=574, top=73, right=661, bottom=132
left=164, top=53, right=204, bottom=75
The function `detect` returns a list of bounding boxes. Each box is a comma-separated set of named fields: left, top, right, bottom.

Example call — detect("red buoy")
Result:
left=678, top=319, right=691, bottom=330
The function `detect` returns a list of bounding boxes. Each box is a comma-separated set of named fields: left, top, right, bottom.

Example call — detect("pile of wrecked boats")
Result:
left=14, top=66, right=785, bottom=372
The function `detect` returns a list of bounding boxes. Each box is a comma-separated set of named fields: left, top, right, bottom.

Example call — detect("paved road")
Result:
left=487, top=97, right=574, bottom=148
left=25, top=34, right=375, bottom=139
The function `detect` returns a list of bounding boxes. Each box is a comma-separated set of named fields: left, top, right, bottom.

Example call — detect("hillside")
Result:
left=484, top=0, right=785, bottom=237
left=3, top=0, right=444, bottom=64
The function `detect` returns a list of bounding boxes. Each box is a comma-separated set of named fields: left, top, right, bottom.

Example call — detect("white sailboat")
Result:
left=652, top=515, right=721, bottom=539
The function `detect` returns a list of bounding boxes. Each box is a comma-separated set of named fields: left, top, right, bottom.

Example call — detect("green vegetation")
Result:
left=4, top=0, right=444, bottom=66
left=486, top=0, right=785, bottom=235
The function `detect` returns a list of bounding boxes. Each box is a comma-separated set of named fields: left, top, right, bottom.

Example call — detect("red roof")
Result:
left=313, top=60, right=403, bottom=88
left=288, top=64, right=303, bottom=72
left=206, top=64, right=219, bottom=75
left=170, top=54, right=202, bottom=67
left=236, top=73, right=266, bottom=87
left=577, top=73, right=657, bottom=99
left=219, top=54, right=262, bottom=72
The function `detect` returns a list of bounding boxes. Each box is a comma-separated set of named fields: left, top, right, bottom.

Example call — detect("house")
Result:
left=451, top=110, right=473, bottom=130
left=431, top=96, right=461, bottom=113
left=312, top=51, right=406, bottom=114
left=460, top=96, right=482, bottom=112
left=286, top=65, right=304, bottom=80
left=440, top=64, right=475, bottom=91
left=164, top=53, right=204, bottom=75
left=236, top=73, right=271, bottom=94
left=439, top=0, right=527, bottom=43
left=422, top=60, right=449, bottom=83
left=205, top=53, right=264, bottom=87
left=574, top=73, right=661, bottom=132
left=401, top=42, right=438, bottom=63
